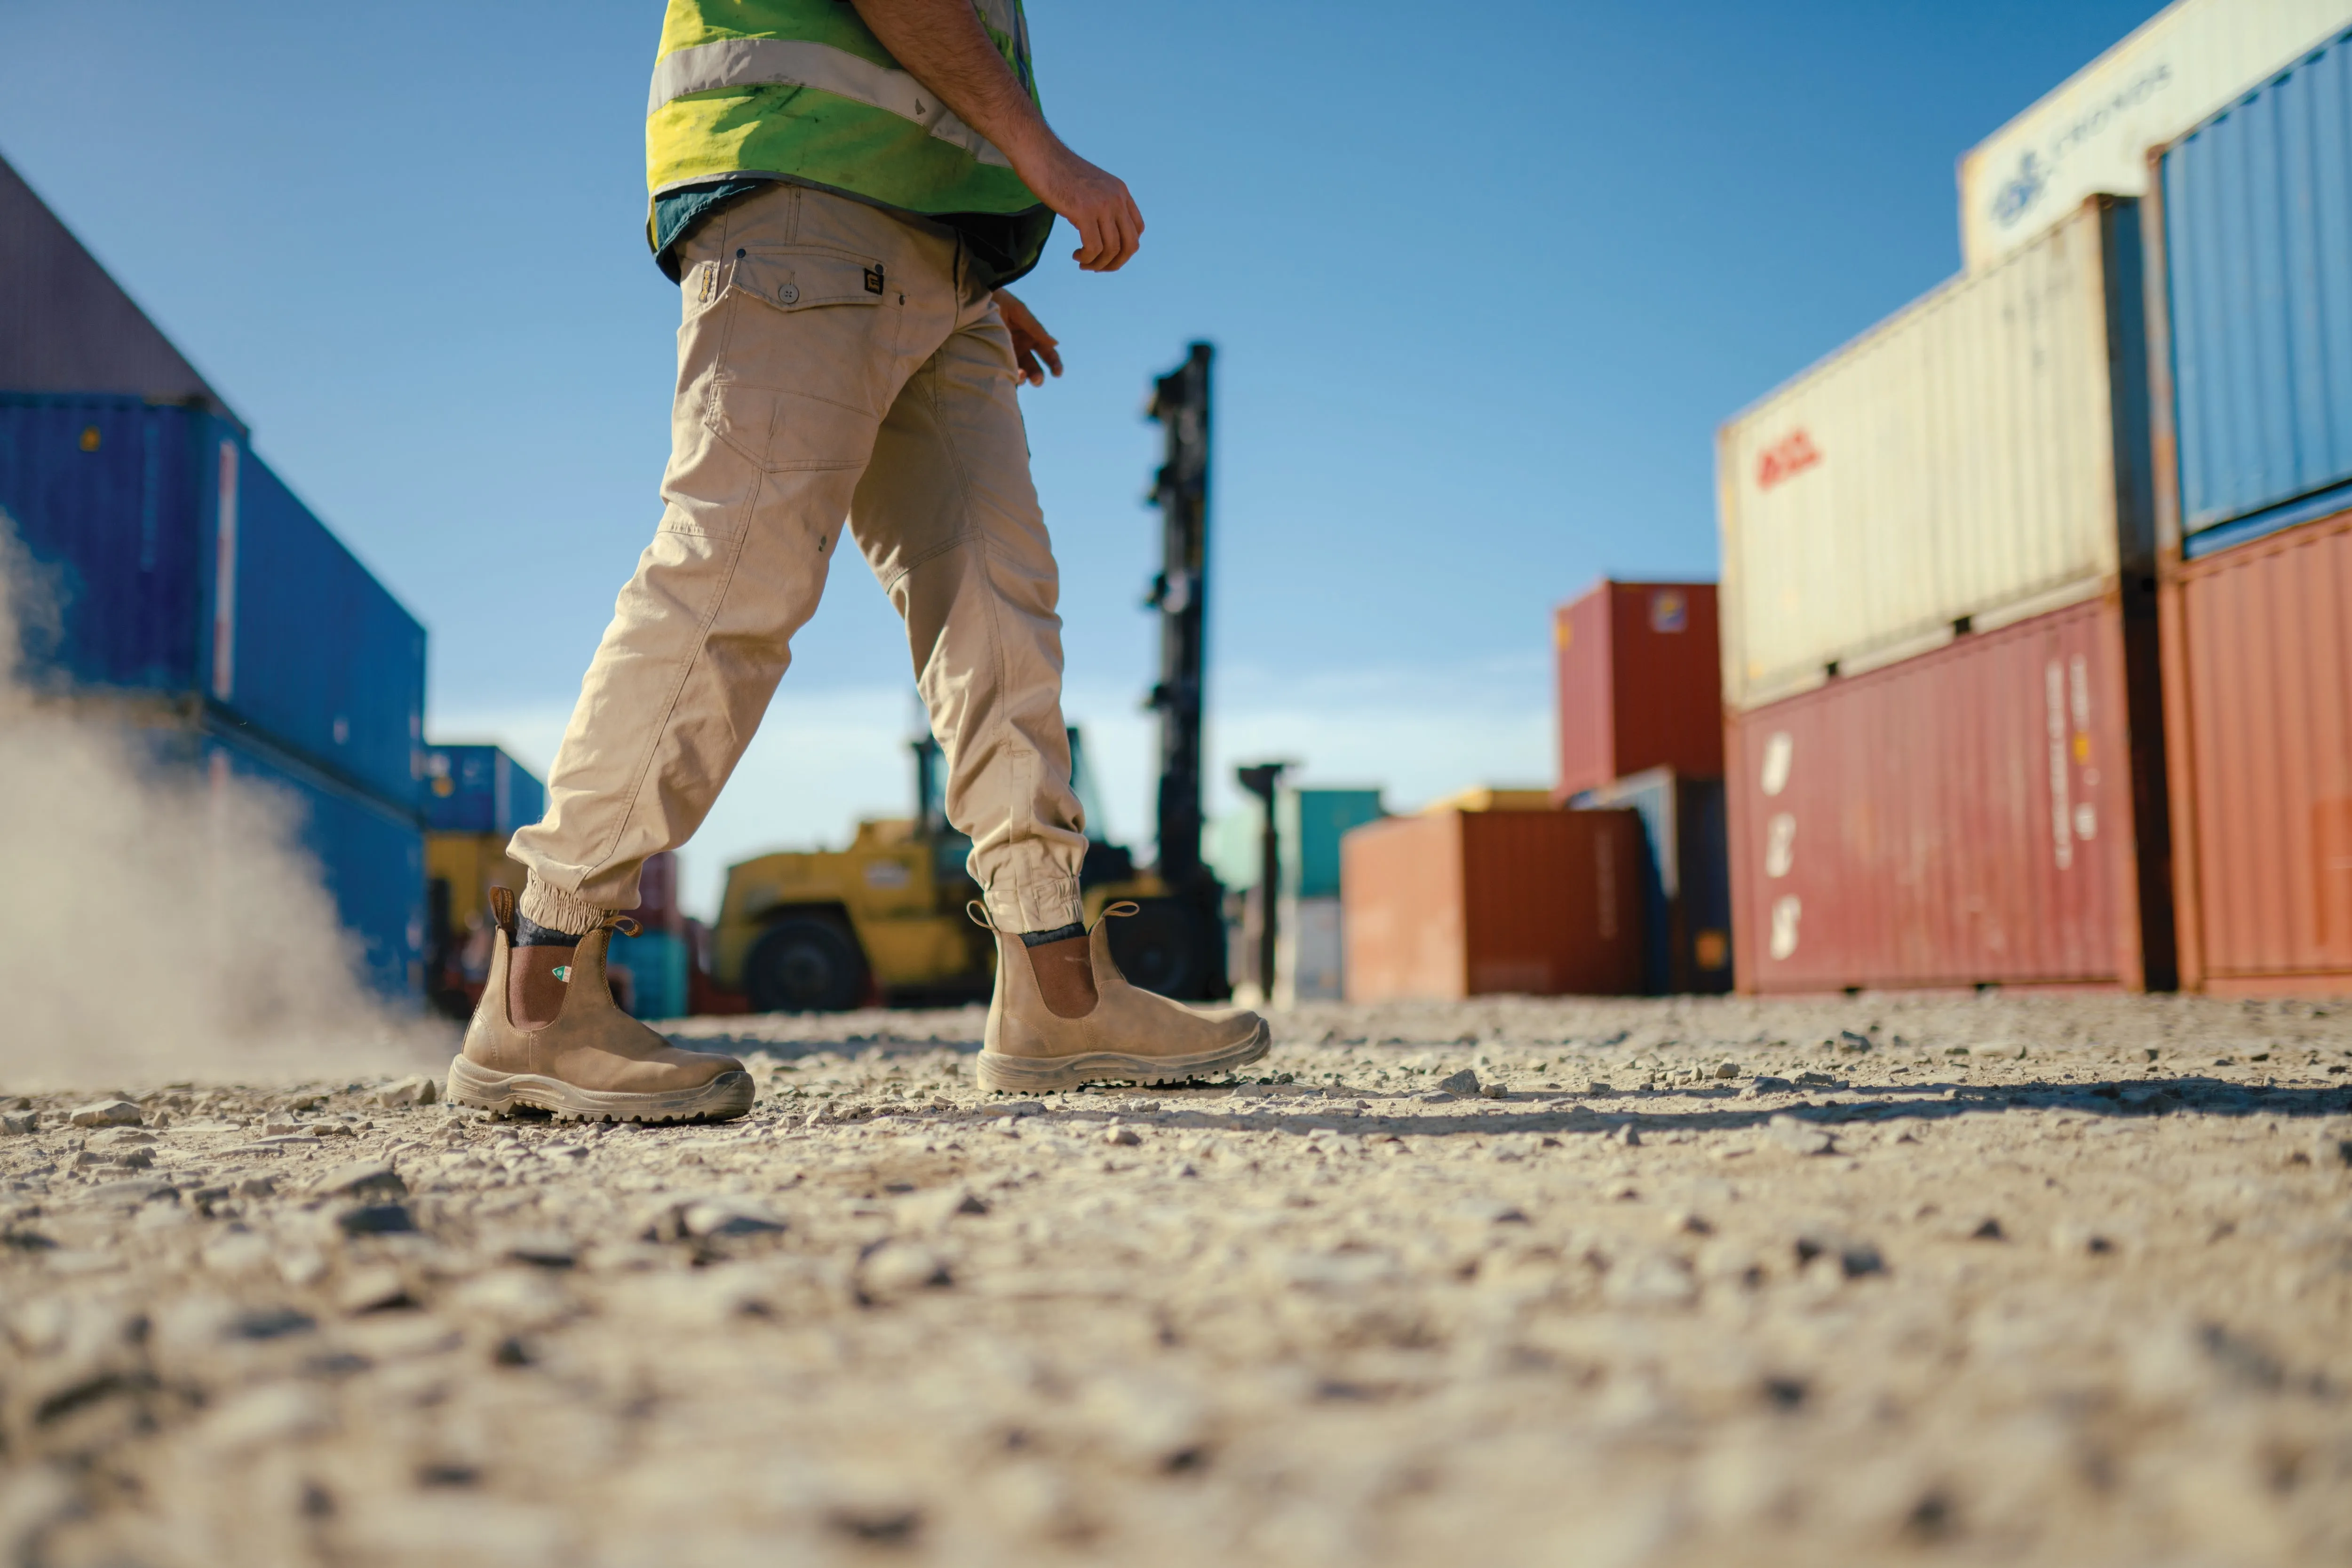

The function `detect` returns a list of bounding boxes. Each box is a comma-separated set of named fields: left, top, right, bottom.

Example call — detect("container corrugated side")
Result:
left=2152, top=27, right=2352, bottom=552
left=1341, top=809, right=1641, bottom=1001
left=2159, top=510, right=2352, bottom=994
left=1725, top=598, right=2173, bottom=993
left=225, top=449, right=424, bottom=808
left=0, top=396, right=425, bottom=812
left=1958, top=0, right=2352, bottom=273
left=1553, top=581, right=1723, bottom=798
left=0, top=395, right=210, bottom=693
left=1717, top=198, right=2154, bottom=712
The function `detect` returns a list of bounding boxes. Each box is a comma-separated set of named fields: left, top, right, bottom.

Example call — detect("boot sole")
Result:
left=974, top=1019, right=1272, bottom=1094
left=445, top=1058, right=756, bottom=1124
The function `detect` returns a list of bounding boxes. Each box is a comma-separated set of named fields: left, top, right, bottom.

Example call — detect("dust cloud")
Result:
left=0, top=516, right=450, bottom=1093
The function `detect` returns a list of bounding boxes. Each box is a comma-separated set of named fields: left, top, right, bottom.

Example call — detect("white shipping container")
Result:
left=1275, top=895, right=1344, bottom=1005
left=1716, top=199, right=2152, bottom=712
left=1960, top=0, right=2352, bottom=272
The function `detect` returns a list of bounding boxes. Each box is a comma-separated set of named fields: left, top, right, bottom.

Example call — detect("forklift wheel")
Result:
left=743, top=916, right=869, bottom=1013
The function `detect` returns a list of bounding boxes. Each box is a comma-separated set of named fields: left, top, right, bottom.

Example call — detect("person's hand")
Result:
left=1017, top=142, right=1144, bottom=272
left=994, top=289, right=1062, bottom=386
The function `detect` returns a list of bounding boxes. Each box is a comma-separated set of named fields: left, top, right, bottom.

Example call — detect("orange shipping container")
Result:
left=2160, top=511, right=2352, bottom=996
left=1342, top=808, right=1643, bottom=1001
left=1553, top=580, right=1723, bottom=800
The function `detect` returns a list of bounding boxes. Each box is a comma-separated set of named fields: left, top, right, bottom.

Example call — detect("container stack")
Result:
left=1717, top=198, right=2175, bottom=994
left=0, top=153, right=429, bottom=999
left=2146, top=29, right=2352, bottom=996
left=1716, top=1, right=2352, bottom=997
left=1553, top=579, right=1732, bottom=994
left=422, top=744, right=545, bottom=1016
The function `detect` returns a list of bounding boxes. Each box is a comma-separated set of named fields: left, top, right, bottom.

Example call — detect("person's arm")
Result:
left=849, top=0, right=1143, bottom=271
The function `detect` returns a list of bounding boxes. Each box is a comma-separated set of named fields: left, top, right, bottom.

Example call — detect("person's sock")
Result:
left=1021, top=924, right=1097, bottom=1018
left=510, top=914, right=586, bottom=1029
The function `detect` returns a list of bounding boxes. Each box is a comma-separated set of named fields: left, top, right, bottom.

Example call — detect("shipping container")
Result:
left=2145, top=26, right=2352, bottom=555
left=610, top=929, right=691, bottom=1020
left=1718, top=198, right=2159, bottom=712
left=1553, top=580, right=1723, bottom=798
left=424, top=830, right=528, bottom=1015
left=1958, top=0, right=2352, bottom=273
left=2142, top=41, right=2352, bottom=996
left=1274, top=894, right=1344, bottom=1004
left=1572, top=768, right=1733, bottom=995
left=0, top=394, right=425, bottom=807
left=1277, top=788, right=1386, bottom=899
left=1725, top=597, right=2174, bottom=994
left=423, top=744, right=547, bottom=838
left=1342, top=808, right=1643, bottom=1002
left=2158, top=512, right=2352, bottom=995
left=0, top=151, right=237, bottom=420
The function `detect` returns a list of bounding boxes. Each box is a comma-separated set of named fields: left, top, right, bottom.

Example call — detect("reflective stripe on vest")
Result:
left=647, top=37, right=1009, bottom=168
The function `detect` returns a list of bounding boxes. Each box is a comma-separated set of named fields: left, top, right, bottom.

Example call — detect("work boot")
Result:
left=976, top=903, right=1271, bottom=1093
left=447, top=889, right=755, bottom=1123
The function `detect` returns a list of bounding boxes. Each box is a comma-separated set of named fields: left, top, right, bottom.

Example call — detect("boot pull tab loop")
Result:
left=965, top=900, right=999, bottom=931
left=1089, top=900, right=1143, bottom=933
left=602, top=914, right=643, bottom=938
left=488, top=885, right=517, bottom=936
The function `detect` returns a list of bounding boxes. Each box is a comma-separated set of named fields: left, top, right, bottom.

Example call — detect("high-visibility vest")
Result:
left=646, top=0, right=1043, bottom=246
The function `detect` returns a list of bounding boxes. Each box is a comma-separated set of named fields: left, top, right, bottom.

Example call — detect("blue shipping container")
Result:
left=0, top=394, right=425, bottom=806
left=423, top=744, right=547, bottom=836
left=2157, top=28, right=2352, bottom=555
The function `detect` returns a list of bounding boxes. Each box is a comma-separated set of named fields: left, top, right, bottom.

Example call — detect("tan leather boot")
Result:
left=447, top=889, right=755, bottom=1123
left=976, top=905, right=1271, bottom=1093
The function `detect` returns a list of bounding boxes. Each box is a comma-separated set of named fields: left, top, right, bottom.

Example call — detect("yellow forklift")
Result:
left=709, top=343, right=1231, bottom=1012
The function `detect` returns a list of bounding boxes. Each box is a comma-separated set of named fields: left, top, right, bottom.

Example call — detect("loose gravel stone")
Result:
left=66, top=1099, right=142, bottom=1128
left=6, top=993, right=2352, bottom=1565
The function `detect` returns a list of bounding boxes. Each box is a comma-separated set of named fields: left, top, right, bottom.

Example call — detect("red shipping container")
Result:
left=2160, top=511, right=2352, bottom=996
left=1342, top=808, right=1643, bottom=1001
left=1725, top=597, right=2175, bottom=992
left=1554, top=580, right=1723, bottom=800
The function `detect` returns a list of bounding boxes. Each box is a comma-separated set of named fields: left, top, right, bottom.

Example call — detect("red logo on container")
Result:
left=1756, top=429, right=1820, bottom=491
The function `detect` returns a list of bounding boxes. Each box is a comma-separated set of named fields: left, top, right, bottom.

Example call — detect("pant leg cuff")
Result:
left=984, top=877, right=1084, bottom=935
left=520, top=875, right=606, bottom=938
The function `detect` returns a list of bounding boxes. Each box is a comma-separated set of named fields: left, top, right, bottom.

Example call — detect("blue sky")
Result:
left=0, top=0, right=2160, bottom=913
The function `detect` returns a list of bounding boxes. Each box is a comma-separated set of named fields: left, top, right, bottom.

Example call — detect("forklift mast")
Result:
left=1145, top=342, right=1229, bottom=998
left=1148, top=343, right=1213, bottom=888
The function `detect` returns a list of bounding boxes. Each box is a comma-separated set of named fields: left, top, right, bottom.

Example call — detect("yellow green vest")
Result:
left=647, top=0, right=1044, bottom=249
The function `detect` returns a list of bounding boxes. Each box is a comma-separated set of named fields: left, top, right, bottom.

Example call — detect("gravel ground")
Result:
left=3, top=991, right=2351, bottom=1567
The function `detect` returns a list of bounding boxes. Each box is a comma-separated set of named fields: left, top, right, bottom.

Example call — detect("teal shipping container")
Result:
left=1208, top=788, right=1387, bottom=896
left=610, top=929, right=690, bottom=1021
left=1279, top=788, right=1388, bottom=899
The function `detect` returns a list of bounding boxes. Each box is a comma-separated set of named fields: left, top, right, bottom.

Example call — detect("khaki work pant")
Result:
left=509, top=183, right=1087, bottom=937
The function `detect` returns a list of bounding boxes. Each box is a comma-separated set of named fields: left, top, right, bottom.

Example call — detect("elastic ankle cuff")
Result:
left=983, top=876, right=1083, bottom=934
left=519, top=876, right=604, bottom=939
